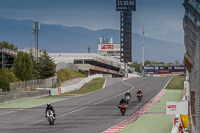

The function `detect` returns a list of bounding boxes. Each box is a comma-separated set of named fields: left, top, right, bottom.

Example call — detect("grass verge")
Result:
left=66, top=78, right=105, bottom=94
left=57, top=69, right=87, bottom=83
left=46, top=94, right=76, bottom=97
left=165, top=76, right=185, bottom=90
left=0, top=98, right=64, bottom=108
left=119, top=90, right=183, bottom=133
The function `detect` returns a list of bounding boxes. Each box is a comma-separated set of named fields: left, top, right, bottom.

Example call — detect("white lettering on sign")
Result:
left=143, top=66, right=154, bottom=70
left=173, top=66, right=185, bottom=70
left=101, top=45, right=114, bottom=49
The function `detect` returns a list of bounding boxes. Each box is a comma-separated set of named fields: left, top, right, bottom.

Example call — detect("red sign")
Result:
left=101, top=45, right=114, bottom=49
left=167, top=105, right=176, bottom=108
left=173, top=117, right=180, bottom=126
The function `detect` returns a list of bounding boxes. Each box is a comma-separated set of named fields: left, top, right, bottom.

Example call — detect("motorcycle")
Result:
left=119, top=103, right=127, bottom=116
left=46, top=110, right=55, bottom=125
left=137, top=93, right=143, bottom=102
left=125, top=92, right=131, bottom=104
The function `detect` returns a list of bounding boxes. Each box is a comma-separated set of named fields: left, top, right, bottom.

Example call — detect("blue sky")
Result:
left=0, top=0, right=185, bottom=44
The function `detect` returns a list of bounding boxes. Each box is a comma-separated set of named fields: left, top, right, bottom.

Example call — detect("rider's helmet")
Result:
left=47, top=103, right=51, bottom=107
left=138, top=89, right=141, bottom=91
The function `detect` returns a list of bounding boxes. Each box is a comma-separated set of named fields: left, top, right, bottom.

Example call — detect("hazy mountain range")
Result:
left=0, top=16, right=185, bottom=63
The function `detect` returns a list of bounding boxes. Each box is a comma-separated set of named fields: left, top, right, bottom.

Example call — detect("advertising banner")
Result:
left=166, top=101, right=188, bottom=115
left=101, top=45, right=114, bottom=49
left=172, top=66, right=186, bottom=70
left=143, top=66, right=155, bottom=70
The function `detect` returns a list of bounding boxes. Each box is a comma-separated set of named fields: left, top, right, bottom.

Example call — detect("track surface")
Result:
left=0, top=77, right=171, bottom=133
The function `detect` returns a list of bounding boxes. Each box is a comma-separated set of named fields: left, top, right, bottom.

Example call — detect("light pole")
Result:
left=1, top=47, right=3, bottom=68
left=33, top=22, right=40, bottom=61
left=33, top=22, right=40, bottom=86
left=142, top=29, right=145, bottom=76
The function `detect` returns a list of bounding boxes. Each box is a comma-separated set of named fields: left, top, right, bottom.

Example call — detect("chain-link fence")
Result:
left=183, top=0, right=200, bottom=132
left=10, top=76, right=57, bottom=92
left=0, top=90, right=49, bottom=103
left=56, top=62, right=78, bottom=71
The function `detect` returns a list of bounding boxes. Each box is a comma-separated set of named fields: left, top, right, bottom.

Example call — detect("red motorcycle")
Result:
left=137, top=93, right=143, bottom=102
left=119, top=103, right=127, bottom=115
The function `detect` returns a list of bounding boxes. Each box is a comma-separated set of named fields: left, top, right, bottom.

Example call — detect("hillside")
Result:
left=57, top=69, right=87, bottom=83
left=0, top=16, right=185, bottom=62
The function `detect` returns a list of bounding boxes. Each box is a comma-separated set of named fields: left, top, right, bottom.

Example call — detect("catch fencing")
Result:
left=0, top=90, right=49, bottom=103
left=10, top=76, right=57, bottom=92
left=56, top=62, right=78, bottom=71
left=183, top=0, right=200, bottom=132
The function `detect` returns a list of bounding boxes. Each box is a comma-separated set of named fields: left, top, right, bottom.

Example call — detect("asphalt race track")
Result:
left=0, top=77, right=171, bottom=133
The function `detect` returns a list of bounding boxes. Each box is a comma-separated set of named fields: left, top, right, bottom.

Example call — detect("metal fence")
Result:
left=183, top=0, right=200, bottom=132
left=10, top=76, right=57, bottom=92
left=0, top=90, right=49, bottom=103
left=56, top=62, right=78, bottom=71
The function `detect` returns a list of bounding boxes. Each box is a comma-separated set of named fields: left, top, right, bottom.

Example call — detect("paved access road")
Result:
left=0, top=77, right=171, bottom=133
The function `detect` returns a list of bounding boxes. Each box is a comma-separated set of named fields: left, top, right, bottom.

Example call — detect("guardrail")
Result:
left=0, top=90, right=49, bottom=103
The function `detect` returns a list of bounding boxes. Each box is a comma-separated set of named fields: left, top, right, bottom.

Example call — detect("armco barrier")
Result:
left=36, top=88, right=58, bottom=96
left=60, top=74, right=103, bottom=94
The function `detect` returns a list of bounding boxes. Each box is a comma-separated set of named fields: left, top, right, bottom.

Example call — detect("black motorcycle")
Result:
left=46, top=110, right=55, bottom=125
left=125, top=92, right=131, bottom=104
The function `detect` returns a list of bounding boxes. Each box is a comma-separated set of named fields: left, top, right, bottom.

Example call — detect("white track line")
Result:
left=0, top=79, right=133, bottom=118
left=56, top=79, right=134, bottom=118
left=102, top=78, right=107, bottom=88
left=0, top=111, right=16, bottom=116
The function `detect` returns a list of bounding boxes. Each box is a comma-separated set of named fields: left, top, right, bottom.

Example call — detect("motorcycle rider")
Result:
left=118, top=98, right=128, bottom=108
left=137, top=89, right=142, bottom=94
left=125, top=90, right=131, bottom=96
left=45, top=103, right=56, bottom=117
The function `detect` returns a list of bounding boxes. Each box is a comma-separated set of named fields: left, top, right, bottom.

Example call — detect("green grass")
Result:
left=120, top=90, right=184, bottom=133
left=0, top=98, right=64, bottom=108
left=66, top=78, right=105, bottom=94
left=46, top=94, right=76, bottom=97
left=57, top=69, right=87, bottom=83
left=165, top=76, right=185, bottom=90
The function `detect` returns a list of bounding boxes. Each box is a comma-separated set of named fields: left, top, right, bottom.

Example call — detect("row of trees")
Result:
left=130, top=60, right=184, bottom=73
left=0, top=41, right=18, bottom=51
left=0, top=41, right=56, bottom=91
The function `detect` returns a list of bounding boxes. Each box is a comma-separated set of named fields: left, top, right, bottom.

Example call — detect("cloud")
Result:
left=164, top=20, right=183, bottom=31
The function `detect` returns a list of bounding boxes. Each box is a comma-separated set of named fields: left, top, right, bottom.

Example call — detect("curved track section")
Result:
left=0, top=77, right=171, bottom=133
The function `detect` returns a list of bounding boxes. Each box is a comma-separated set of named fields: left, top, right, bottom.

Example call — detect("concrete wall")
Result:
left=59, top=74, right=103, bottom=94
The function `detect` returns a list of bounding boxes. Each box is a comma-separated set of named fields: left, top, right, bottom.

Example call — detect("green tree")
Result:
left=175, top=60, right=180, bottom=66
left=29, top=49, right=40, bottom=79
left=167, top=62, right=174, bottom=66
left=13, top=51, right=33, bottom=81
left=39, top=50, right=56, bottom=79
left=0, top=41, right=18, bottom=51
left=144, top=60, right=151, bottom=66
left=130, top=61, right=142, bottom=73
left=0, top=68, right=16, bottom=91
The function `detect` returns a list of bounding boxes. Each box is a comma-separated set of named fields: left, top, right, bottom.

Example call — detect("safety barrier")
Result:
left=36, top=88, right=58, bottom=96
left=59, top=74, right=103, bottom=94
